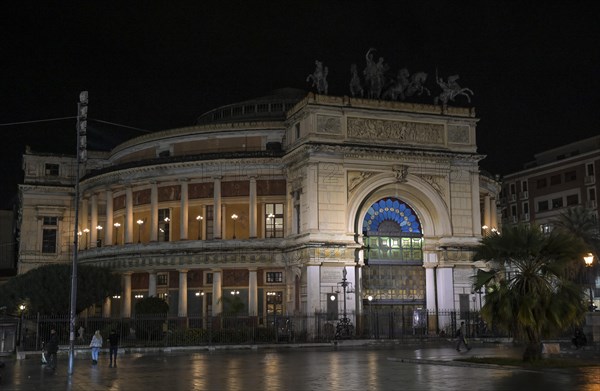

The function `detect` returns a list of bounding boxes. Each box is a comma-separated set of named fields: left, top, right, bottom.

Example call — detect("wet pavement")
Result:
left=1, top=342, right=599, bottom=391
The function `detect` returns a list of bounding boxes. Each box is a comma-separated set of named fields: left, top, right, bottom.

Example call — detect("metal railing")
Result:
left=18, top=310, right=510, bottom=351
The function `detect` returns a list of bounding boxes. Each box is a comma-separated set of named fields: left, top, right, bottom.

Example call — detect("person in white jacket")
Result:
left=89, top=330, right=103, bottom=365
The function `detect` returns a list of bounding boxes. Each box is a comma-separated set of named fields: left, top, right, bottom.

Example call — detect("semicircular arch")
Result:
left=347, top=173, right=452, bottom=238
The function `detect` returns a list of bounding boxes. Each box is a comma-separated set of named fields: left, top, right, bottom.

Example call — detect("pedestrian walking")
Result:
left=108, top=329, right=119, bottom=368
left=89, top=330, right=103, bottom=365
left=45, top=328, right=59, bottom=370
left=455, top=321, right=471, bottom=352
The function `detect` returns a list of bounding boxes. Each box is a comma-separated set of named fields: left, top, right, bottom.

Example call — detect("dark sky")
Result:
left=2, top=2, right=599, bottom=209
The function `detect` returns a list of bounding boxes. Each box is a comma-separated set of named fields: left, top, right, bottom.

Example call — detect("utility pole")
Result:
left=68, top=91, right=87, bottom=375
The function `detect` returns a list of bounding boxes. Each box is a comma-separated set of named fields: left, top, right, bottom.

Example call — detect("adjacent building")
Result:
left=18, top=89, right=499, bottom=335
left=499, top=135, right=600, bottom=310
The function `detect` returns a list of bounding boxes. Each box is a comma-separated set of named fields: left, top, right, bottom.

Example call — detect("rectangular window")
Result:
left=295, top=123, right=300, bottom=140
left=41, top=216, right=58, bottom=253
left=266, top=271, right=283, bottom=283
left=266, top=291, right=283, bottom=317
left=587, top=163, right=595, bottom=176
left=157, top=273, right=168, bottom=286
left=265, top=203, right=284, bottom=238
left=205, top=205, right=214, bottom=240
left=45, top=163, right=59, bottom=176
left=510, top=183, right=516, bottom=195
left=42, top=229, right=57, bottom=253
left=511, top=205, right=517, bottom=217
left=566, top=194, right=579, bottom=206
left=538, top=200, right=549, bottom=212
left=521, top=180, right=528, bottom=192
left=523, top=202, right=529, bottom=214
left=552, top=197, right=563, bottom=209
left=536, top=178, right=547, bottom=189
left=205, top=272, right=213, bottom=285
left=589, top=188, right=597, bottom=201
left=565, top=171, right=577, bottom=182
left=550, top=174, right=561, bottom=186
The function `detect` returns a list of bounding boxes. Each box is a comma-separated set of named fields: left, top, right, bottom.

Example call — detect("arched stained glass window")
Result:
left=362, top=198, right=421, bottom=235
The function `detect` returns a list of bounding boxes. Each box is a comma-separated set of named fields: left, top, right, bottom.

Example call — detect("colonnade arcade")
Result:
left=79, top=175, right=288, bottom=320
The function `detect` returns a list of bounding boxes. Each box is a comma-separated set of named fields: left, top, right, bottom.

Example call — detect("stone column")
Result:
left=436, top=267, right=455, bottom=311
left=483, top=194, right=491, bottom=229
left=148, top=270, right=157, bottom=297
left=81, top=197, right=89, bottom=233
left=490, top=197, right=498, bottom=230
left=249, top=176, right=257, bottom=238
left=221, top=205, right=227, bottom=239
left=121, top=272, right=132, bottom=318
left=471, top=171, right=482, bottom=235
left=102, top=297, right=111, bottom=318
left=105, top=189, right=113, bottom=246
left=180, top=179, right=189, bottom=240
left=150, top=182, right=158, bottom=242
left=200, top=205, right=206, bottom=240
left=213, top=177, right=222, bottom=239
left=307, top=164, right=318, bottom=231
left=90, top=193, right=98, bottom=247
left=212, top=269, right=222, bottom=315
left=178, top=269, right=188, bottom=317
left=248, top=268, right=258, bottom=316
left=125, top=187, right=133, bottom=244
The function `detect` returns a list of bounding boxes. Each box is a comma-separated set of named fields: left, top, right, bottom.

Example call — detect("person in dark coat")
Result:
left=45, top=328, right=59, bottom=370
left=108, top=329, right=119, bottom=367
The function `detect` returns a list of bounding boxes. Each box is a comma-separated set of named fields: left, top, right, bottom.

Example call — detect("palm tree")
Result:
left=552, top=206, right=599, bottom=257
left=473, top=225, right=587, bottom=362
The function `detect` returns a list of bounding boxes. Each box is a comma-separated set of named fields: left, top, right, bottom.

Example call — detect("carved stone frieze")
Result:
left=348, top=171, right=376, bottom=194
left=316, top=115, right=341, bottom=134
left=447, top=125, right=470, bottom=144
left=347, top=117, right=444, bottom=145
left=418, top=174, right=447, bottom=199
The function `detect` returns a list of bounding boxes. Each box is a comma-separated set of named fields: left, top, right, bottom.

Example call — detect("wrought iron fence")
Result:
left=17, top=310, right=510, bottom=351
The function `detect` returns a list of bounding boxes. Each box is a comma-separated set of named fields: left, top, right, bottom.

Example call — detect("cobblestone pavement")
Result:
left=0, top=343, right=599, bottom=391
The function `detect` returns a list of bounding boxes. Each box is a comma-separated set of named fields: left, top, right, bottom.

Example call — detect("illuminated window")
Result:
left=265, top=203, right=284, bottom=238
left=266, top=271, right=283, bottom=283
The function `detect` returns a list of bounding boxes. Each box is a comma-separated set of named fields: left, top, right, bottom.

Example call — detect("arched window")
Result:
left=362, top=198, right=423, bottom=263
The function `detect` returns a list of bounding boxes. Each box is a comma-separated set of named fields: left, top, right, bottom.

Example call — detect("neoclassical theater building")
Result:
left=18, top=89, right=499, bottom=332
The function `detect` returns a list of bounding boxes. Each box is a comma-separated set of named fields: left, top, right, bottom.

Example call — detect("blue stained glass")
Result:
left=363, top=197, right=421, bottom=234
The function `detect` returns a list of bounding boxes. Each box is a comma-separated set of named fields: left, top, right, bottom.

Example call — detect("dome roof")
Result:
left=196, top=88, right=307, bottom=125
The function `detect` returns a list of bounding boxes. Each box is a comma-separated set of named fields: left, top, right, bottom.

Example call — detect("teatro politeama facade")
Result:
left=18, top=89, right=499, bottom=335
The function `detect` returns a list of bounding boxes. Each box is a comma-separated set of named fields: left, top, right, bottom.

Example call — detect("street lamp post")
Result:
left=113, top=222, right=121, bottom=245
left=584, top=253, right=595, bottom=312
left=231, top=213, right=238, bottom=239
left=83, top=228, right=90, bottom=249
left=268, top=213, right=275, bottom=237
left=367, top=295, right=373, bottom=338
left=196, top=215, right=203, bottom=240
left=137, top=219, right=144, bottom=243
left=335, top=268, right=354, bottom=339
left=18, top=304, right=26, bottom=348
left=96, top=225, right=103, bottom=247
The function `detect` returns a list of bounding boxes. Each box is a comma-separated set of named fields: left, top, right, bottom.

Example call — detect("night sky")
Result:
left=2, top=2, right=599, bottom=209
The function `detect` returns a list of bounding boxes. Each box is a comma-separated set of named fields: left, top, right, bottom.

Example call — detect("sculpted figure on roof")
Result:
left=306, top=60, right=329, bottom=95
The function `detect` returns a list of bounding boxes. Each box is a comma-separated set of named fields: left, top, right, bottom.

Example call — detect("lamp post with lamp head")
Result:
left=113, top=222, right=121, bottom=245
left=196, top=215, right=203, bottom=240
left=231, top=214, right=238, bottom=239
left=584, top=253, right=596, bottom=312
